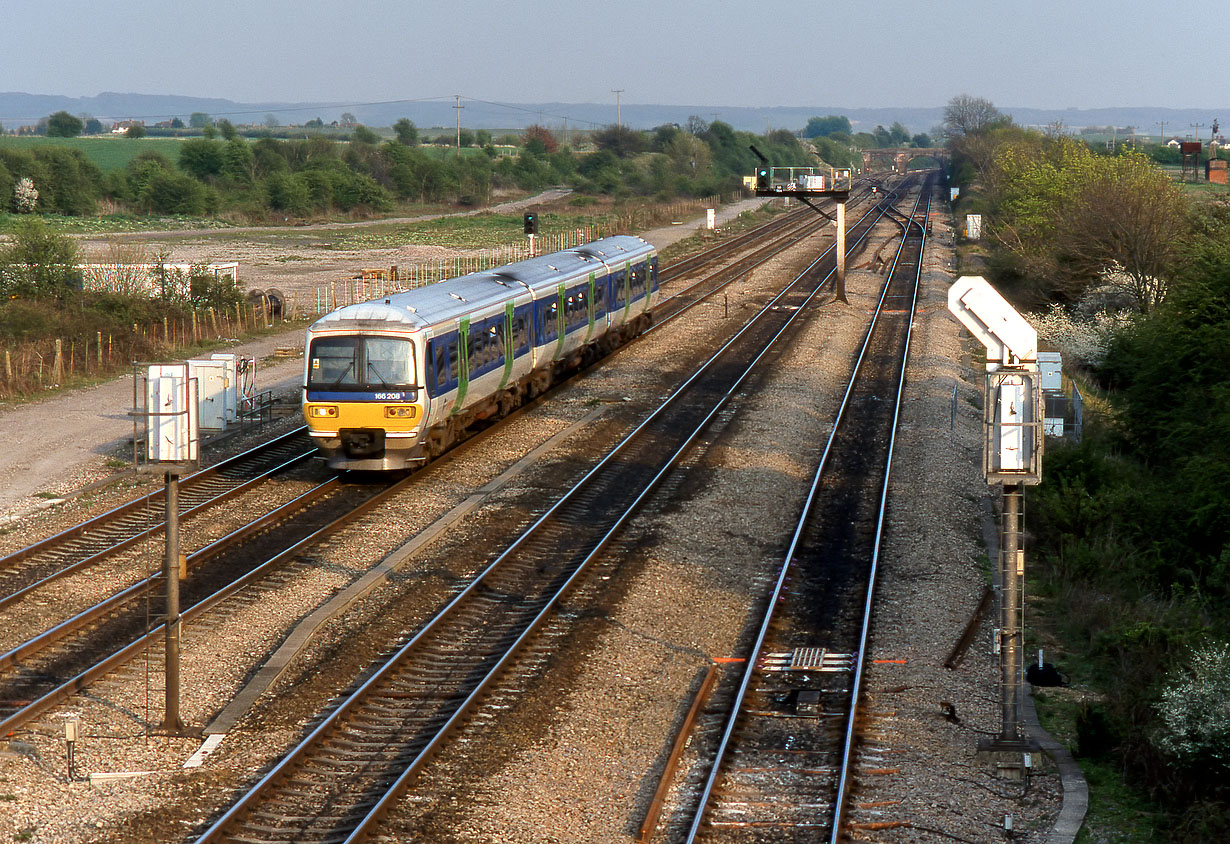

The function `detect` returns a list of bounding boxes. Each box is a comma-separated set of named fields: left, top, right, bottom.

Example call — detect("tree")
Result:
left=0, top=217, right=81, bottom=300
left=264, top=113, right=280, bottom=128
left=125, top=123, right=146, bottom=139
left=170, top=117, right=185, bottom=129
left=216, top=119, right=237, bottom=140
left=651, top=124, right=681, bottom=152
left=1054, top=152, right=1189, bottom=312
left=189, top=112, right=212, bottom=129
left=943, top=94, right=1010, bottom=137
left=340, top=112, right=357, bottom=127
left=46, top=111, right=84, bottom=138
left=664, top=134, right=712, bottom=177
left=457, top=128, right=475, bottom=148
left=803, top=115, right=851, bottom=139
left=593, top=125, right=647, bottom=158
left=83, top=117, right=103, bottom=135
left=523, top=125, right=558, bottom=155
left=178, top=138, right=226, bottom=179
left=393, top=118, right=419, bottom=146
left=13, top=177, right=38, bottom=212
left=685, top=115, right=708, bottom=136
left=351, top=125, right=380, bottom=145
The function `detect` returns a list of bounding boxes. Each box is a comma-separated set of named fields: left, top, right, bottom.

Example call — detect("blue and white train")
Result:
left=302, top=236, right=658, bottom=470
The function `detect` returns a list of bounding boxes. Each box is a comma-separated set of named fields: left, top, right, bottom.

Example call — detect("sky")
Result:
left=6, top=0, right=1229, bottom=111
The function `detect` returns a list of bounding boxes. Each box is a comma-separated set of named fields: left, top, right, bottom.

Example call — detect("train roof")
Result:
left=310, top=236, right=655, bottom=333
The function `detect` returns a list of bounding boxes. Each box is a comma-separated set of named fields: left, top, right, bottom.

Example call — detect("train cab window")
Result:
left=365, top=336, right=413, bottom=387
left=308, top=336, right=415, bottom=390
left=308, top=337, right=360, bottom=387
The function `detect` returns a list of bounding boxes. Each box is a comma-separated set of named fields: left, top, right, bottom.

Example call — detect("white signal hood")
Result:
left=947, top=276, right=1037, bottom=368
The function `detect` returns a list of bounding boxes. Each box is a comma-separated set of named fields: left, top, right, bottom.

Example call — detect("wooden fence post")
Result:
left=53, top=339, right=63, bottom=383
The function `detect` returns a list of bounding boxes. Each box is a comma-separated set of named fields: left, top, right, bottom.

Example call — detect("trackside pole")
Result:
left=998, top=483, right=1024, bottom=743
left=836, top=201, right=847, bottom=303
left=161, top=470, right=184, bottom=733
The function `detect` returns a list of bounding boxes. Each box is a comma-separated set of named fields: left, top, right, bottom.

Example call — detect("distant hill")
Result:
left=0, top=91, right=1225, bottom=139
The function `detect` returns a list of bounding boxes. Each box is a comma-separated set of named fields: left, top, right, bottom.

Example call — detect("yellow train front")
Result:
left=303, top=236, right=658, bottom=471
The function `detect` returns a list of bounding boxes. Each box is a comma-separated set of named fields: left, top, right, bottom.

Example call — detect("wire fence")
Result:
left=304, top=195, right=723, bottom=316
left=0, top=302, right=281, bottom=399
left=1, top=194, right=730, bottom=398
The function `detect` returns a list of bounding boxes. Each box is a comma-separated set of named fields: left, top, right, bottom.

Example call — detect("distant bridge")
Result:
left=861, top=147, right=949, bottom=174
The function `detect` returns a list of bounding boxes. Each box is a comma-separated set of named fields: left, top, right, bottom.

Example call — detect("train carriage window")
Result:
left=434, top=341, right=449, bottom=389
left=448, top=342, right=459, bottom=380
left=513, top=315, right=529, bottom=351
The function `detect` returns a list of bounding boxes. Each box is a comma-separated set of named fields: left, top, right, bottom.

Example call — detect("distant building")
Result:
left=110, top=120, right=145, bottom=134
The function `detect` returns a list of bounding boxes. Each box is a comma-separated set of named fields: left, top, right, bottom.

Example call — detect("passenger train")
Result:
left=302, top=236, right=658, bottom=470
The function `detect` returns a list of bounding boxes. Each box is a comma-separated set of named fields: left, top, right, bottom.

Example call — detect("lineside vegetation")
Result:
left=949, top=95, right=1230, bottom=842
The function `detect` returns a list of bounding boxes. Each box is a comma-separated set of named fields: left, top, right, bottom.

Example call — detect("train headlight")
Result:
left=309, top=405, right=339, bottom=418
left=385, top=406, right=417, bottom=419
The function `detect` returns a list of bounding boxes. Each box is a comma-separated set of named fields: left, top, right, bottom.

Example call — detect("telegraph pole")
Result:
left=1157, top=120, right=1166, bottom=144
left=455, top=95, right=464, bottom=159
left=612, top=89, right=624, bottom=127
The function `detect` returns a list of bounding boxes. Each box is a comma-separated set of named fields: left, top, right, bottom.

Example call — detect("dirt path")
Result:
left=0, top=197, right=766, bottom=521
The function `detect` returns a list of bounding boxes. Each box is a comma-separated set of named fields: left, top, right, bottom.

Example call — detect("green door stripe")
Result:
left=499, top=302, right=514, bottom=390
left=454, top=315, right=470, bottom=413
left=554, top=283, right=566, bottom=359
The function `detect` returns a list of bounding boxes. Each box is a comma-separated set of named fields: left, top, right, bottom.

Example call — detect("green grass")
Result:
left=0, top=211, right=235, bottom=235
left=0, top=135, right=186, bottom=173
left=1033, top=691, right=1167, bottom=843
left=328, top=212, right=601, bottom=250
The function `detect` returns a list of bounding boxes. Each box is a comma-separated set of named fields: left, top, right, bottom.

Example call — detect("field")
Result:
left=0, top=134, right=500, bottom=175
left=0, top=135, right=188, bottom=172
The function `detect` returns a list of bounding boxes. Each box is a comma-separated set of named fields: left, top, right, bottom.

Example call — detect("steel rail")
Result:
left=684, top=179, right=929, bottom=842
left=829, top=184, right=932, bottom=843
left=194, top=191, right=903, bottom=844
left=0, top=427, right=309, bottom=570
left=0, top=467, right=425, bottom=738
left=0, top=449, right=314, bottom=615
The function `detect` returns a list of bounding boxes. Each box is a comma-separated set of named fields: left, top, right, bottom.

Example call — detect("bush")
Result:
left=1156, top=642, right=1230, bottom=774
left=0, top=217, right=81, bottom=300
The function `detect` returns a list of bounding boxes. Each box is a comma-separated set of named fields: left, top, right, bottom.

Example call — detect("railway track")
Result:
left=0, top=191, right=849, bottom=616
left=669, top=176, right=935, bottom=843
left=191, top=190, right=906, bottom=844
left=0, top=473, right=410, bottom=734
left=0, top=427, right=316, bottom=613
left=0, top=192, right=860, bottom=745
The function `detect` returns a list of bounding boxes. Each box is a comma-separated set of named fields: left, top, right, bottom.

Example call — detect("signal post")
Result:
left=750, top=150, right=852, bottom=302
left=133, top=363, right=200, bottom=735
left=947, top=277, right=1045, bottom=776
